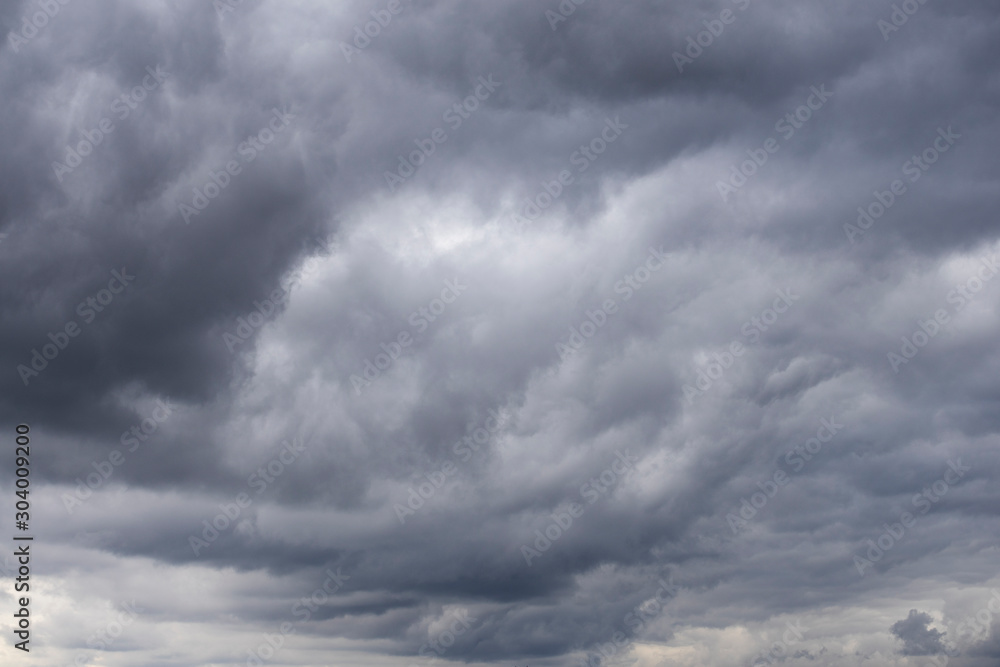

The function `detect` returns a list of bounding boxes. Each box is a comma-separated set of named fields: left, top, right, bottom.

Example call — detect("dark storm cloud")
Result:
left=1, top=0, right=999, bottom=666
left=891, top=609, right=949, bottom=656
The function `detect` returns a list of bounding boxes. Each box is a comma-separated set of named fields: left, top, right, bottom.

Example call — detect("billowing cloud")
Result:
left=891, top=609, right=948, bottom=656
left=1, top=0, right=999, bottom=666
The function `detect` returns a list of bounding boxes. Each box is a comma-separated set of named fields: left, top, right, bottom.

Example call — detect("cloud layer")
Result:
left=1, top=0, right=999, bottom=666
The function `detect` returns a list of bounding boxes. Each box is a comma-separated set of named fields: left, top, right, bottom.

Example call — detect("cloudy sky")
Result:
left=2, top=0, right=1000, bottom=666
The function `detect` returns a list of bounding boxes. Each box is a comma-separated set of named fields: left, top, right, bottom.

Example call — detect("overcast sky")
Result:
left=1, top=0, right=1000, bottom=666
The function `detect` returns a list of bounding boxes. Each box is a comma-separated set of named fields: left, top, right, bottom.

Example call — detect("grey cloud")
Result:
left=1, top=0, right=1000, bottom=666
left=891, top=609, right=948, bottom=656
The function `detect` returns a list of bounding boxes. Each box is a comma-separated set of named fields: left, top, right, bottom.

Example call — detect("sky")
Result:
left=1, top=0, right=999, bottom=666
